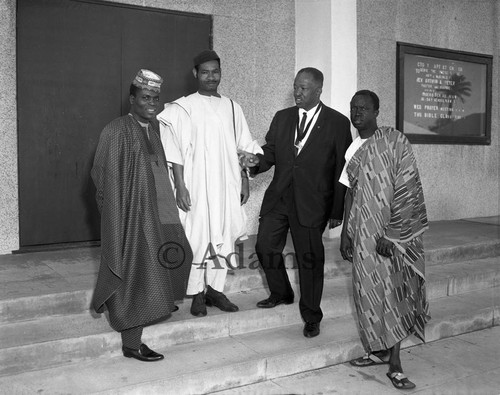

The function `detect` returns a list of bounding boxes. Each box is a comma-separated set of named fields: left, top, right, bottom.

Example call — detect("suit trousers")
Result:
left=256, top=186, right=326, bottom=323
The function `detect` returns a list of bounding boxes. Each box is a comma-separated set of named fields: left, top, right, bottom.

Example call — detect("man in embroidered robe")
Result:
left=340, top=90, right=430, bottom=389
left=157, top=50, right=262, bottom=317
left=91, top=70, right=192, bottom=361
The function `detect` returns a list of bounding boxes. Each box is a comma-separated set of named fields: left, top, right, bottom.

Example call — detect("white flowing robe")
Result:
left=157, top=93, right=262, bottom=292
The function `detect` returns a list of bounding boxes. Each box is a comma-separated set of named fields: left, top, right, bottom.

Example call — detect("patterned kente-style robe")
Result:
left=91, top=115, right=192, bottom=331
left=346, top=127, right=430, bottom=352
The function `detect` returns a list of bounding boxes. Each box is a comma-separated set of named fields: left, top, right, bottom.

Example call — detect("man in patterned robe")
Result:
left=157, top=50, right=262, bottom=317
left=91, top=70, right=192, bottom=362
left=340, top=90, right=429, bottom=389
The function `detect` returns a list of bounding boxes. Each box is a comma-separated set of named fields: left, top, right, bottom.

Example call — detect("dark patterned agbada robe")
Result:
left=91, top=115, right=192, bottom=331
left=346, top=127, right=430, bottom=352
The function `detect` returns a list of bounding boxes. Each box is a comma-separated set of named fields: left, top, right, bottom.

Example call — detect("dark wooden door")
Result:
left=17, top=0, right=211, bottom=248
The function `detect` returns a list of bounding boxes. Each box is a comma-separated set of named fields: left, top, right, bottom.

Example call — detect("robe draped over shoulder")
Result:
left=346, top=127, right=429, bottom=351
left=91, top=115, right=191, bottom=331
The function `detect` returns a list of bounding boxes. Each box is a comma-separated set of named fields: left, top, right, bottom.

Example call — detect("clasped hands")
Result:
left=238, top=151, right=260, bottom=169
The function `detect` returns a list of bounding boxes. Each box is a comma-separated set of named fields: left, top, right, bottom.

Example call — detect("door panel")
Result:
left=17, top=0, right=211, bottom=247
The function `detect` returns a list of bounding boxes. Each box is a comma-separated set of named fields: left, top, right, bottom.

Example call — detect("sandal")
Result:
left=350, top=353, right=389, bottom=367
left=386, top=371, right=416, bottom=390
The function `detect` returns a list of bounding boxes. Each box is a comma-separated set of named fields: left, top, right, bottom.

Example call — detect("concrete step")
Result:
left=1, top=217, right=498, bottom=325
left=0, top=288, right=93, bottom=325
left=425, top=256, right=500, bottom=299
left=2, top=240, right=499, bottom=326
left=1, top=286, right=498, bottom=395
left=423, top=219, right=500, bottom=265
left=1, top=256, right=498, bottom=377
left=0, top=276, right=350, bottom=377
left=210, top=326, right=500, bottom=395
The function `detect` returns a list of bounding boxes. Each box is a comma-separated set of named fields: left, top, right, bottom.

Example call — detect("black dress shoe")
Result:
left=303, top=322, right=320, bottom=338
left=190, top=291, right=207, bottom=317
left=205, top=286, right=239, bottom=312
left=122, top=344, right=164, bottom=362
left=256, top=296, right=294, bottom=308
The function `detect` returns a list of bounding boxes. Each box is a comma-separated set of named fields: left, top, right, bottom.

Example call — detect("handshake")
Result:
left=238, top=151, right=260, bottom=169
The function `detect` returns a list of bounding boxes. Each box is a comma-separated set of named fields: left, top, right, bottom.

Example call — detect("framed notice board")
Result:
left=396, top=42, right=492, bottom=145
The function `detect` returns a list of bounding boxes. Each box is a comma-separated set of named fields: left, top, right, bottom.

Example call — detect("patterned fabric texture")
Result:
left=346, top=127, right=430, bottom=352
left=91, top=115, right=192, bottom=331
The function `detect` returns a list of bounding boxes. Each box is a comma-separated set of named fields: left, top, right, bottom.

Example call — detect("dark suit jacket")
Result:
left=254, top=103, right=352, bottom=228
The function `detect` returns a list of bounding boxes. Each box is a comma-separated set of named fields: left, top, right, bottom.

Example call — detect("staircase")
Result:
left=0, top=217, right=498, bottom=394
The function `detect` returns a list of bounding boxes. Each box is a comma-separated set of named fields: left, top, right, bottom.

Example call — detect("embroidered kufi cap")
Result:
left=193, top=50, right=220, bottom=67
left=132, top=69, right=163, bottom=92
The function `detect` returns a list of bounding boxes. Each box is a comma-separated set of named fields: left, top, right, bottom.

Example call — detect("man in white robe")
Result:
left=157, top=50, right=262, bottom=316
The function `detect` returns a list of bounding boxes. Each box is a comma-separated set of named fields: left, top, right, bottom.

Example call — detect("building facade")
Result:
left=0, top=0, right=498, bottom=254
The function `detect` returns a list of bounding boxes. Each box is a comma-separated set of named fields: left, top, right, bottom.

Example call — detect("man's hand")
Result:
left=240, top=177, right=249, bottom=205
left=175, top=184, right=191, bottom=212
left=376, top=236, right=394, bottom=257
left=238, top=151, right=259, bottom=168
left=329, top=219, right=342, bottom=229
left=340, top=231, right=353, bottom=263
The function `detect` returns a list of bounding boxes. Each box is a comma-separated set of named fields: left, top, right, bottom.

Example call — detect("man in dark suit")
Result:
left=241, top=67, right=352, bottom=338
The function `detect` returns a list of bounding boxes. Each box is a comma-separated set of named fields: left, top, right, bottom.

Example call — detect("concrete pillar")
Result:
left=295, top=0, right=357, bottom=237
left=295, top=0, right=357, bottom=119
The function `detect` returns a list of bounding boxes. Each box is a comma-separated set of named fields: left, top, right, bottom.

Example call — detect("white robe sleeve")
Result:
left=157, top=100, right=192, bottom=166
left=232, top=100, right=263, bottom=155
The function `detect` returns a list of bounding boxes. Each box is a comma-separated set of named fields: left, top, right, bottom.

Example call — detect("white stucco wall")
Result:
left=357, top=0, right=500, bottom=222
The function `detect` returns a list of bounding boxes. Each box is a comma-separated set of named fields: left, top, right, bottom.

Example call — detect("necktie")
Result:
left=297, top=112, right=308, bottom=141
left=294, top=112, right=308, bottom=155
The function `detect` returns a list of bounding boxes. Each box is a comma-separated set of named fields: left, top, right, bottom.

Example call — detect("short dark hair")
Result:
left=194, top=59, right=221, bottom=72
left=353, top=90, right=380, bottom=110
left=297, top=67, right=324, bottom=87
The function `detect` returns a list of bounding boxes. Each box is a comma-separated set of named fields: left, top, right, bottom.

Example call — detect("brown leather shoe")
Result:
left=190, top=291, right=207, bottom=317
left=122, top=344, right=164, bottom=362
left=205, top=286, right=239, bottom=312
